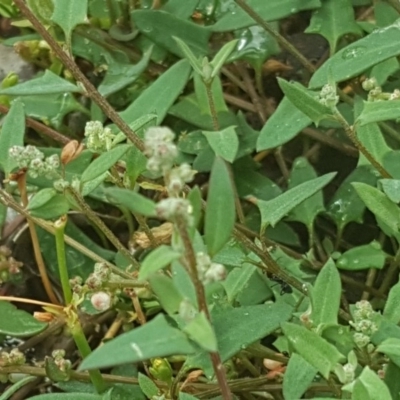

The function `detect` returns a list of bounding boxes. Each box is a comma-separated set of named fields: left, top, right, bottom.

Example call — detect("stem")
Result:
left=0, top=375, right=37, bottom=400
left=15, top=171, right=60, bottom=305
left=0, top=296, right=63, bottom=310
left=205, top=82, right=220, bottom=131
left=13, top=0, right=144, bottom=153
left=69, top=317, right=107, bottom=393
left=334, top=111, right=392, bottom=178
left=67, top=187, right=140, bottom=269
left=54, top=216, right=73, bottom=304
left=175, top=216, right=232, bottom=400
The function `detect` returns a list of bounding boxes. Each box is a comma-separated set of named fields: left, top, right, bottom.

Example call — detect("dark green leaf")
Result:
left=278, top=78, right=334, bottom=126
left=311, top=259, right=341, bottom=326
left=0, top=71, right=81, bottom=95
left=204, top=157, right=236, bottom=256
left=281, top=322, right=345, bottom=379
left=212, top=0, right=321, bottom=32
left=140, top=246, right=182, bottom=280
left=105, top=187, right=157, bottom=217
left=310, top=20, right=400, bottom=88
left=28, top=395, right=103, bottom=400
left=132, top=10, right=210, bottom=58
left=81, top=144, right=131, bottom=183
left=79, top=315, right=195, bottom=370
left=257, top=172, right=336, bottom=229
left=336, top=241, right=386, bottom=271
left=28, top=193, right=70, bottom=220
left=0, top=301, right=47, bottom=337
left=0, top=100, right=25, bottom=175
left=384, top=280, right=400, bottom=324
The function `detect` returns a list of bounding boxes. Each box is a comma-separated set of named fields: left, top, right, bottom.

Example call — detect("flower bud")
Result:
left=91, top=291, right=111, bottom=311
left=61, top=140, right=84, bottom=165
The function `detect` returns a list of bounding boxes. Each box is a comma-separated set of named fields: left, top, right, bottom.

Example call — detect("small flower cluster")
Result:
left=156, top=198, right=193, bottom=225
left=84, top=120, right=116, bottom=152
left=362, top=77, right=400, bottom=101
left=196, top=252, right=226, bottom=285
left=8, top=145, right=59, bottom=179
left=0, top=245, right=23, bottom=284
left=167, top=163, right=196, bottom=196
left=0, top=348, right=25, bottom=366
left=85, top=262, right=111, bottom=290
left=350, top=300, right=379, bottom=348
left=319, top=83, right=339, bottom=109
left=52, top=349, right=72, bottom=373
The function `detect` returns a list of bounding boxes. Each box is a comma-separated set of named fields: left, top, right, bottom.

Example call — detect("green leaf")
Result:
left=283, top=353, right=317, bottom=400
left=357, top=100, right=400, bottom=126
left=256, top=172, right=336, bottom=229
left=310, top=20, right=400, bottom=88
left=278, top=78, right=334, bottom=126
left=148, top=274, right=184, bottom=315
left=326, top=166, right=378, bottom=230
left=120, top=59, right=191, bottom=125
left=288, top=157, right=325, bottom=231
left=98, top=48, right=152, bottom=97
left=138, top=372, right=159, bottom=399
left=352, top=366, right=392, bottom=400
left=212, top=0, right=321, bottom=32
left=257, top=97, right=311, bottom=151
left=27, top=394, right=103, bottom=400
left=384, top=362, right=400, bottom=400
left=210, top=39, right=238, bottom=78
left=306, top=0, right=361, bottom=54
left=179, top=393, right=199, bottom=400
left=202, top=126, right=239, bottom=162
left=80, top=144, right=131, bottom=183
left=26, top=0, right=54, bottom=25
left=105, top=187, right=157, bottom=217
left=204, top=157, right=236, bottom=256
left=133, top=10, right=210, bottom=58
left=0, top=301, right=47, bottom=337
left=352, top=182, right=400, bottom=234
left=336, top=241, right=386, bottom=271
left=139, top=245, right=182, bottom=281
left=383, top=278, right=400, bottom=324
left=183, top=311, right=218, bottom=352
left=381, top=179, right=400, bottom=203
left=28, top=192, right=70, bottom=220
left=51, top=0, right=88, bottom=43
left=311, top=259, right=341, bottom=326
left=0, top=70, right=81, bottom=95
left=0, top=100, right=25, bottom=175
left=186, top=302, right=293, bottom=376
left=79, top=314, right=195, bottom=370
left=173, top=37, right=203, bottom=76
left=281, top=322, right=345, bottom=379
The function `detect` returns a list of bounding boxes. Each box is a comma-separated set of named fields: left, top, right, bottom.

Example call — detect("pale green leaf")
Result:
left=139, top=246, right=182, bottom=280
left=183, top=312, right=218, bottom=352
left=202, top=126, right=239, bottom=162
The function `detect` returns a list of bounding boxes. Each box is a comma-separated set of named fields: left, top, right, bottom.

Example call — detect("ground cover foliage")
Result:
left=1, top=0, right=400, bottom=399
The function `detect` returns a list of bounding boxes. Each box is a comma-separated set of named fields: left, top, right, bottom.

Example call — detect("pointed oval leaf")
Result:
left=311, top=259, right=341, bottom=326
left=336, top=241, right=386, bottom=271
left=202, top=126, right=239, bottom=162
left=148, top=275, right=184, bottom=315
left=310, top=20, right=400, bottom=88
left=81, top=144, right=131, bottom=183
left=380, top=179, right=400, bottom=203
left=257, top=172, right=336, bottom=229
left=138, top=372, right=159, bottom=399
left=383, top=279, right=400, bottom=324
left=105, top=187, right=157, bottom=217
left=0, top=301, right=47, bottom=337
left=352, top=182, right=400, bottom=234
left=0, top=70, right=81, bottom=95
left=257, top=97, right=311, bottom=151
left=205, top=157, right=236, bottom=256
left=281, top=322, right=345, bottom=379
left=183, top=311, right=218, bottom=352
left=278, top=78, right=334, bottom=126
left=357, top=100, right=400, bottom=126
left=355, top=366, right=392, bottom=400
left=79, top=314, right=195, bottom=370
left=0, top=100, right=25, bottom=175
left=139, top=245, right=182, bottom=280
